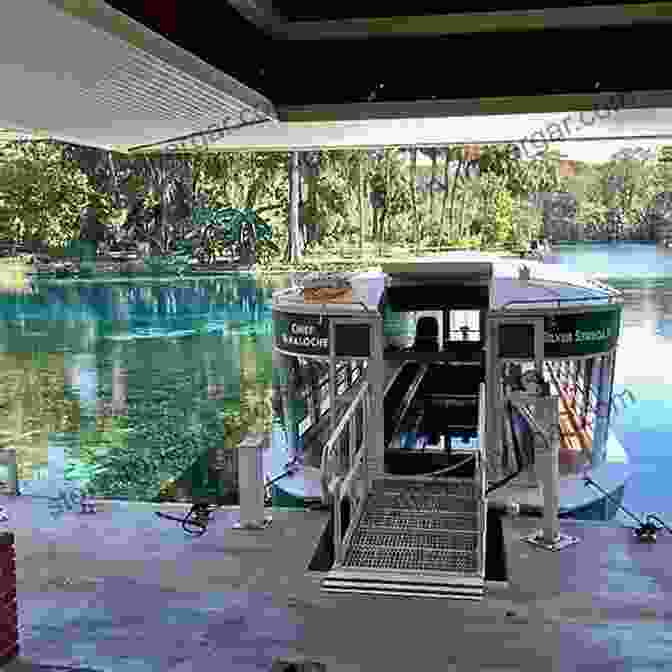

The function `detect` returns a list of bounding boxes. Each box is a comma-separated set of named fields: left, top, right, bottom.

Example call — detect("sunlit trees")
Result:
left=0, top=140, right=90, bottom=248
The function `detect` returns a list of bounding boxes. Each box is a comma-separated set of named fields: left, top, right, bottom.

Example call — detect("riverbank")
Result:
left=2, top=246, right=524, bottom=283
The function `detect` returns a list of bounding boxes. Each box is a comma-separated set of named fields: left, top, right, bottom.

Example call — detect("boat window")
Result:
left=415, top=310, right=443, bottom=346
left=447, top=310, right=480, bottom=342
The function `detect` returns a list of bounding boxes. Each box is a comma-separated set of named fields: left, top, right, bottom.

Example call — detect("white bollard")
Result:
left=234, top=433, right=272, bottom=530
left=523, top=396, right=579, bottom=551
left=532, top=397, right=559, bottom=544
left=0, top=450, right=18, bottom=497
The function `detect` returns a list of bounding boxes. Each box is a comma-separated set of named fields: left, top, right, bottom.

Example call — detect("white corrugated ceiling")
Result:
left=0, top=0, right=277, bottom=152
left=2, top=2, right=672, bottom=156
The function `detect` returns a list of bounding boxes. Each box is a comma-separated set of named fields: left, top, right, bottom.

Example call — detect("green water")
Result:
left=0, top=275, right=288, bottom=502
left=4, top=245, right=672, bottom=527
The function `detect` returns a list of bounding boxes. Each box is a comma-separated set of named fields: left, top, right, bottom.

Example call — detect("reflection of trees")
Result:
left=96, top=355, right=128, bottom=421
left=0, top=276, right=277, bottom=500
left=0, top=351, right=80, bottom=480
left=240, top=335, right=273, bottom=435
left=24, top=280, right=273, bottom=340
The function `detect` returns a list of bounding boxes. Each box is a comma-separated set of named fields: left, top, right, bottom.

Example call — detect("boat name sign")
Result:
left=282, top=322, right=329, bottom=350
left=543, top=308, right=621, bottom=357
left=545, top=327, right=611, bottom=344
left=273, top=311, right=371, bottom=357
left=499, top=307, right=622, bottom=358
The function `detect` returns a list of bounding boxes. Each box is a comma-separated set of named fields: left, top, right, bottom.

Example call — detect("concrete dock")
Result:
left=1, top=494, right=671, bottom=671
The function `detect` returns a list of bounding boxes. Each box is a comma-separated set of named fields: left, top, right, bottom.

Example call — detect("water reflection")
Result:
left=554, top=242, right=672, bottom=525
left=0, top=274, right=291, bottom=501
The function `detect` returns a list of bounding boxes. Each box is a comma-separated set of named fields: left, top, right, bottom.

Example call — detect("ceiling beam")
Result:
left=226, top=0, right=286, bottom=33
left=263, top=2, right=672, bottom=39
left=277, top=90, right=672, bottom=123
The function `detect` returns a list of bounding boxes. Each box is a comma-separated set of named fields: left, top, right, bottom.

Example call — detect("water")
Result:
left=0, top=274, right=288, bottom=502
left=0, top=247, right=670, bottom=527
left=551, top=242, right=672, bottom=528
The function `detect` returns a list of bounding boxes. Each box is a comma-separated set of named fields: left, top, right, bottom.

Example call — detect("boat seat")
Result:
left=558, top=397, right=583, bottom=455
left=413, top=316, right=440, bottom=352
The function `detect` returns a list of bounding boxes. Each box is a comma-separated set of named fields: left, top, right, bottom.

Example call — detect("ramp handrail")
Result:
left=478, top=382, right=486, bottom=494
left=319, top=380, right=371, bottom=566
left=320, top=380, right=370, bottom=497
left=333, top=442, right=368, bottom=566
left=478, top=382, right=487, bottom=577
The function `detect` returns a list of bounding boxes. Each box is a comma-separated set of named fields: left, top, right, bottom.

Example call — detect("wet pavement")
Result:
left=0, top=494, right=671, bottom=671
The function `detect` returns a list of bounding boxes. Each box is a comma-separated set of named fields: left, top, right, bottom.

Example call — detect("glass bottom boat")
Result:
left=269, top=254, right=629, bottom=522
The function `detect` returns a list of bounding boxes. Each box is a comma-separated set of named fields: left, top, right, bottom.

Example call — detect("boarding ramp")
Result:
left=321, top=383, right=487, bottom=600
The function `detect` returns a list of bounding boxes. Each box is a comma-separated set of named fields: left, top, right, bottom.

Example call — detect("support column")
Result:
left=485, top=319, right=502, bottom=482
left=234, top=433, right=272, bottom=530
left=367, top=317, right=385, bottom=486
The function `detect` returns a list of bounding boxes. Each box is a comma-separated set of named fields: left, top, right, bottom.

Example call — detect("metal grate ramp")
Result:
left=322, top=477, right=486, bottom=600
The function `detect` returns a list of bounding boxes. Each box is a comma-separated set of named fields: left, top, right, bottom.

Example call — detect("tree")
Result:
left=0, top=140, right=90, bottom=248
left=305, top=150, right=356, bottom=248
left=408, top=147, right=419, bottom=252
left=369, top=149, right=413, bottom=249
left=189, top=150, right=288, bottom=260
left=439, top=147, right=452, bottom=244
left=130, top=154, right=194, bottom=254
left=473, top=173, right=514, bottom=246
left=450, top=148, right=466, bottom=240
left=568, top=147, right=657, bottom=239
left=605, top=148, right=657, bottom=234
left=420, top=147, right=442, bottom=230
left=285, top=152, right=303, bottom=263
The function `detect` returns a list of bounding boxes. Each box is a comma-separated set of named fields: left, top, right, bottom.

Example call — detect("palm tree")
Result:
left=286, top=152, right=303, bottom=263
left=420, top=147, right=442, bottom=232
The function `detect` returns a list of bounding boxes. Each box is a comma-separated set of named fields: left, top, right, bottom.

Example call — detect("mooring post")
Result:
left=234, top=432, right=272, bottom=530
left=0, top=450, right=18, bottom=497
left=523, top=395, right=580, bottom=551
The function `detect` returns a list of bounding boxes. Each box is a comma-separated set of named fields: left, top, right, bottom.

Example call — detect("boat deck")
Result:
left=273, top=357, right=628, bottom=513
left=4, top=494, right=672, bottom=671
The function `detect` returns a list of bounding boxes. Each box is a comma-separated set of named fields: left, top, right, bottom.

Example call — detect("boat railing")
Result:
left=499, top=277, right=622, bottom=309
left=295, top=360, right=367, bottom=441
left=319, top=379, right=371, bottom=566
left=477, top=381, right=487, bottom=577
left=500, top=293, right=620, bottom=310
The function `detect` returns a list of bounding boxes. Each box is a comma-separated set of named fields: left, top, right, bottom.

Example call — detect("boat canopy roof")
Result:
left=272, top=253, right=620, bottom=317
left=486, top=258, right=620, bottom=311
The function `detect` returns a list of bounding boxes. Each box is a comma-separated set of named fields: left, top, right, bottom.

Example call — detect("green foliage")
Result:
left=525, top=148, right=563, bottom=194
left=564, top=146, right=661, bottom=239
left=190, top=150, right=288, bottom=224
left=511, top=198, right=543, bottom=247
left=0, top=140, right=90, bottom=247
left=0, top=138, right=595, bottom=269
left=474, top=173, right=514, bottom=246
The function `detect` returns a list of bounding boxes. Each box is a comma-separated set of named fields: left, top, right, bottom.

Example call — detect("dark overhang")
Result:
left=104, top=1, right=672, bottom=122
left=4, top=1, right=672, bottom=151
